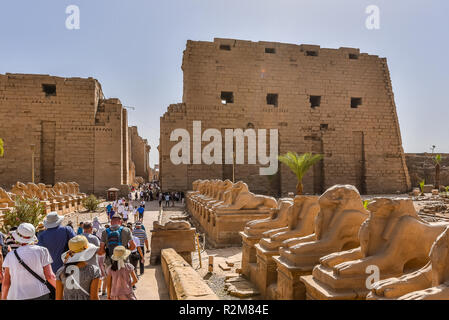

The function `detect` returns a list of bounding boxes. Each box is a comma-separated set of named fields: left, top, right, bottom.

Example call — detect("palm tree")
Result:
left=0, top=138, right=3, bottom=157
left=434, top=154, right=442, bottom=190
left=278, top=152, right=323, bottom=195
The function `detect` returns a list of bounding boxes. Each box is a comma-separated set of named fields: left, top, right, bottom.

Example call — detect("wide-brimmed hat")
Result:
left=44, top=211, right=64, bottom=228
left=12, top=223, right=38, bottom=244
left=111, top=245, right=130, bottom=262
left=36, top=222, right=45, bottom=232
left=61, top=235, right=98, bottom=264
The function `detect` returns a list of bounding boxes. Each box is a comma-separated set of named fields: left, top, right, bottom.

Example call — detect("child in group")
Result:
left=106, top=246, right=138, bottom=300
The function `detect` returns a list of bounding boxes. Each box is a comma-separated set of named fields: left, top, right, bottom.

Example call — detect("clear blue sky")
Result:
left=1, top=0, right=448, bottom=166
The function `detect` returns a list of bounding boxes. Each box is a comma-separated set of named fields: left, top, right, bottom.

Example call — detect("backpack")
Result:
left=105, top=226, right=123, bottom=257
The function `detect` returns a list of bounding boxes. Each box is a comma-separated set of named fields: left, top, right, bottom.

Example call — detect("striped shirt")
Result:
left=132, top=228, right=147, bottom=247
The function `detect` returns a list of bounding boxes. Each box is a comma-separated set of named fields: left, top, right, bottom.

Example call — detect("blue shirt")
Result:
left=38, top=225, right=76, bottom=273
left=137, top=207, right=144, bottom=214
left=106, top=204, right=112, bottom=213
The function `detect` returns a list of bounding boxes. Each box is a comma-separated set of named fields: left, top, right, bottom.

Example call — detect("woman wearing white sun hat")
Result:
left=56, top=235, right=101, bottom=300
left=1, top=223, right=56, bottom=300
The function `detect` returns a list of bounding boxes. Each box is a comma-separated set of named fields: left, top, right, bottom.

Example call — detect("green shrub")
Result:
left=1, top=197, right=45, bottom=234
left=419, top=180, right=425, bottom=194
left=82, top=194, right=101, bottom=212
left=363, top=200, right=371, bottom=210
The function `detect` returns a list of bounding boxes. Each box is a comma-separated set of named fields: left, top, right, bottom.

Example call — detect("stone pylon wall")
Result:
left=161, top=38, right=411, bottom=195
left=0, top=73, right=145, bottom=196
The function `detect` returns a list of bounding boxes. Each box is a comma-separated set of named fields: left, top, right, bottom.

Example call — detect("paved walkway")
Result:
left=94, top=198, right=169, bottom=300
left=134, top=199, right=169, bottom=300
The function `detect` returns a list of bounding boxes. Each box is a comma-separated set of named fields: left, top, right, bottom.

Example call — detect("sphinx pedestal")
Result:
left=205, top=209, right=271, bottom=248
left=273, top=256, right=311, bottom=300
left=300, top=266, right=390, bottom=300
left=150, top=228, right=196, bottom=265
left=253, top=243, right=280, bottom=299
left=240, top=232, right=261, bottom=279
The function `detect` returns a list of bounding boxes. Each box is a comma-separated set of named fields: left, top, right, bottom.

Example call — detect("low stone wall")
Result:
left=150, top=228, right=196, bottom=265
left=161, top=248, right=219, bottom=300
left=406, top=153, right=449, bottom=188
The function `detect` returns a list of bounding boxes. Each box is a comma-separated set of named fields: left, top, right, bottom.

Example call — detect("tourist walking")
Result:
left=132, top=222, right=149, bottom=276
left=98, top=214, right=135, bottom=269
left=0, top=231, right=5, bottom=295
left=92, top=216, right=101, bottom=233
left=165, top=193, right=170, bottom=207
left=123, top=203, right=129, bottom=223
left=56, top=235, right=101, bottom=300
left=158, top=193, right=163, bottom=207
left=77, top=222, right=84, bottom=235
left=66, top=221, right=74, bottom=231
left=106, top=246, right=138, bottom=300
left=81, top=222, right=100, bottom=266
left=127, top=224, right=144, bottom=279
left=106, top=203, right=113, bottom=217
left=38, top=211, right=76, bottom=273
left=4, top=227, right=20, bottom=254
left=2, top=223, right=56, bottom=300
left=36, top=223, right=45, bottom=238
left=137, top=205, right=145, bottom=222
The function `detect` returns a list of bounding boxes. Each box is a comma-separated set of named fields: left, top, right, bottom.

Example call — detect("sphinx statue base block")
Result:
left=150, top=227, right=196, bottom=265
left=273, top=256, right=311, bottom=300
left=253, top=243, right=281, bottom=298
left=202, top=209, right=272, bottom=248
left=240, top=231, right=262, bottom=279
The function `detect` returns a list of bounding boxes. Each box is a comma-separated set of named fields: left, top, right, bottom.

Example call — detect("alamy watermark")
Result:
left=365, top=264, right=380, bottom=289
left=169, top=121, right=279, bottom=175
left=365, top=5, right=380, bottom=30
left=66, top=5, right=80, bottom=30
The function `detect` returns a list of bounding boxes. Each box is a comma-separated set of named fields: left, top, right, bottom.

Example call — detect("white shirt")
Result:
left=131, top=236, right=140, bottom=253
left=117, top=205, right=125, bottom=214
left=123, top=210, right=129, bottom=219
left=3, top=245, right=53, bottom=300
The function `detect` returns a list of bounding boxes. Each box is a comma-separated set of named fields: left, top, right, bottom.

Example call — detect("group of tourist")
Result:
left=160, top=192, right=185, bottom=207
left=130, top=182, right=161, bottom=202
left=0, top=203, right=150, bottom=300
left=106, top=198, right=146, bottom=223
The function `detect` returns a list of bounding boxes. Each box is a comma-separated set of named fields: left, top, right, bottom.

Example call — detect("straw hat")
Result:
left=61, top=235, right=98, bottom=264
left=111, top=245, right=130, bottom=262
left=12, top=223, right=38, bottom=244
left=44, top=211, right=64, bottom=229
left=36, top=222, right=45, bottom=232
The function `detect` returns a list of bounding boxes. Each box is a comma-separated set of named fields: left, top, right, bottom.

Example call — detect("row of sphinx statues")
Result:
left=188, top=180, right=449, bottom=300
left=0, top=181, right=87, bottom=214
left=186, top=179, right=278, bottom=246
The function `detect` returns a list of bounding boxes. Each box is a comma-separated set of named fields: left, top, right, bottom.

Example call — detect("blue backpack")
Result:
left=105, top=226, right=123, bottom=257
